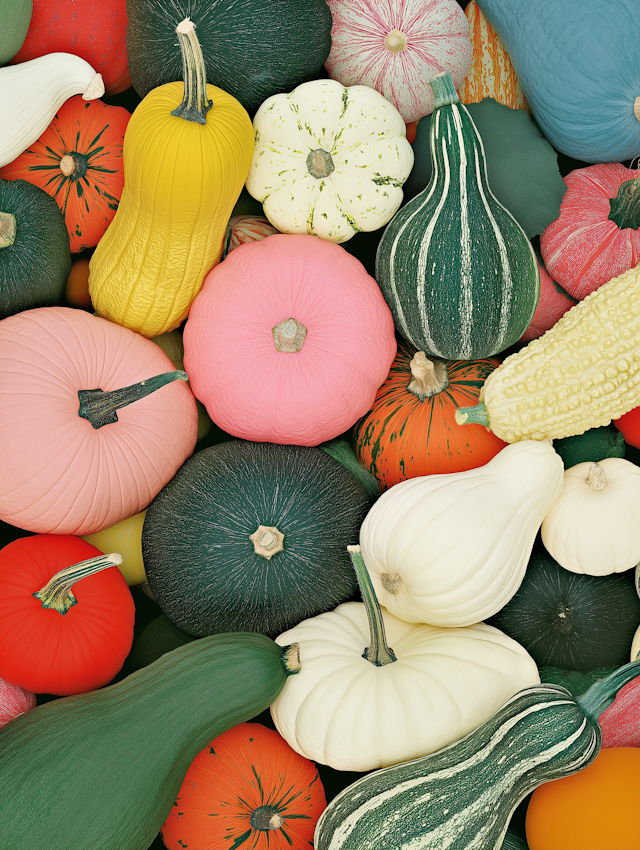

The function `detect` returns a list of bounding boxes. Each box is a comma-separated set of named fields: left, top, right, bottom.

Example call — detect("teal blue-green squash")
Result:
left=142, top=440, right=370, bottom=637
left=0, top=632, right=299, bottom=850
left=314, top=660, right=640, bottom=850
left=376, top=72, right=539, bottom=361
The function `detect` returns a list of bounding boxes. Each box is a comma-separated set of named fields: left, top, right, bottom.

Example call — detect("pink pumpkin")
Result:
left=183, top=234, right=397, bottom=446
left=0, top=676, right=36, bottom=727
left=519, top=259, right=576, bottom=342
left=600, top=677, right=640, bottom=749
left=0, top=307, right=198, bottom=535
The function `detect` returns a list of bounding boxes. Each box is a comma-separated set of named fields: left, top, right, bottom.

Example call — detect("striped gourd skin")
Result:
left=375, top=82, right=540, bottom=361
left=314, top=685, right=600, bottom=850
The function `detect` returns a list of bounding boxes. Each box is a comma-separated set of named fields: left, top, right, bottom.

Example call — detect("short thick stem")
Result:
left=250, top=525, right=284, bottom=559
left=0, top=212, right=16, bottom=248
left=430, top=71, right=459, bottom=109
left=307, top=149, right=335, bottom=179
left=407, top=352, right=449, bottom=400
left=171, top=18, right=212, bottom=124
left=385, top=29, right=407, bottom=53
left=272, top=318, right=307, bottom=352
left=78, top=370, right=189, bottom=429
left=33, top=552, right=122, bottom=615
left=251, top=805, right=284, bottom=831
left=348, top=545, right=397, bottom=667
left=608, top=176, right=640, bottom=231
left=60, top=152, right=88, bottom=181
left=586, top=462, right=607, bottom=491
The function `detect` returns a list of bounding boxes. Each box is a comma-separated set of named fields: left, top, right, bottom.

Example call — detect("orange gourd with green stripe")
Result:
left=88, top=17, right=254, bottom=338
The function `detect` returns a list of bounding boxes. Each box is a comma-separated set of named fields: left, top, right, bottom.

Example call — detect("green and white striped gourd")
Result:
left=375, top=71, right=539, bottom=360
left=313, top=659, right=640, bottom=850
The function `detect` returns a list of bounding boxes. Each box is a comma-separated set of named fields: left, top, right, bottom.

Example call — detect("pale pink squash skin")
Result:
left=183, top=234, right=397, bottom=446
left=540, top=163, right=640, bottom=300
left=0, top=307, right=198, bottom=536
left=519, top=259, right=576, bottom=342
left=324, top=0, right=472, bottom=124
left=0, top=677, right=36, bottom=727
left=600, top=677, right=640, bottom=748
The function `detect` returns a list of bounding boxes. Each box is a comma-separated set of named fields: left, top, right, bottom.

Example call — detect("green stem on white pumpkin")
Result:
left=0, top=212, right=16, bottom=248
left=429, top=71, right=459, bottom=109
left=455, top=400, right=490, bottom=428
left=347, top=544, right=397, bottom=667
left=78, top=370, right=189, bottom=429
left=33, top=551, right=123, bottom=615
left=171, top=17, right=212, bottom=125
left=608, top=176, right=640, bottom=231
left=586, top=462, right=607, bottom=491
left=407, top=352, right=449, bottom=400
left=576, top=658, right=640, bottom=724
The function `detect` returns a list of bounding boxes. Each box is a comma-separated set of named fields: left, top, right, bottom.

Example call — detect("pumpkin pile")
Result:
left=1, top=2, right=640, bottom=850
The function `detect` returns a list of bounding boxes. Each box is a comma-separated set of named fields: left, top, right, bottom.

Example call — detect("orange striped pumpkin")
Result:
left=458, top=0, right=529, bottom=112
left=161, top=722, right=326, bottom=850
left=353, top=339, right=507, bottom=490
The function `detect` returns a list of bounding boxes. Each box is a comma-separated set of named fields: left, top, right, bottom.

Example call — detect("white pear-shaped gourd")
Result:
left=271, top=546, right=539, bottom=772
left=359, top=440, right=564, bottom=627
left=0, top=53, right=104, bottom=168
left=542, top=458, right=640, bottom=576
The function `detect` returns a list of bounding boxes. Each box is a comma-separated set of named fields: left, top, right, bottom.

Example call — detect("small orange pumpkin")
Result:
left=161, top=722, right=326, bottom=850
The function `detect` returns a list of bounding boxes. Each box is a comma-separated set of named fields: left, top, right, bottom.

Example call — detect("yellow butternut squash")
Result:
left=88, top=18, right=254, bottom=338
left=456, top=263, right=640, bottom=442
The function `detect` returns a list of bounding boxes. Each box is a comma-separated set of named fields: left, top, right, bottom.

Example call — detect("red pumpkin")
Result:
left=0, top=96, right=130, bottom=253
left=540, top=162, right=640, bottom=300
left=353, top=339, right=507, bottom=490
left=161, top=722, right=326, bottom=850
left=614, top=405, right=640, bottom=450
left=0, top=535, right=135, bottom=695
left=11, top=0, right=131, bottom=95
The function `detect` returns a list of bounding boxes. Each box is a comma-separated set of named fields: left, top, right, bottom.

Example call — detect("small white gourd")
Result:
left=359, top=440, right=565, bottom=627
left=541, top=458, right=640, bottom=575
left=0, top=53, right=104, bottom=168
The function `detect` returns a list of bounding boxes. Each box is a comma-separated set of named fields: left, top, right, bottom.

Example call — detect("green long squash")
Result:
left=375, top=71, right=539, bottom=360
left=314, top=660, right=640, bottom=850
left=0, top=632, right=299, bottom=850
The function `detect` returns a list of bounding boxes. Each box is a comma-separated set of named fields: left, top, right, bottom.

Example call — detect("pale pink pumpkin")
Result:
left=0, top=307, right=198, bottom=536
left=519, top=259, right=576, bottom=342
left=540, top=162, right=640, bottom=300
left=324, top=0, right=472, bottom=124
left=183, top=234, right=397, bottom=446
left=0, top=676, right=36, bottom=727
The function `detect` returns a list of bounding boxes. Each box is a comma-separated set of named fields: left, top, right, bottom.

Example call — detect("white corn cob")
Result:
left=455, top=262, right=640, bottom=442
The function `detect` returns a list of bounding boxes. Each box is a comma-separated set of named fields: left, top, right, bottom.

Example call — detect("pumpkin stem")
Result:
left=576, top=658, right=640, bottom=724
left=33, top=552, right=123, bottom=615
left=272, top=318, right=307, bottom=352
left=347, top=545, right=397, bottom=667
left=171, top=18, right=213, bottom=125
left=251, top=805, right=284, bottom=831
left=586, top=462, right=607, bottom=491
left=407, top=352, right=449, bottom=400
left=608, top=176, right=640, bottom=231
left=455, top=400, right=490, bottom=428
left=0, top=212, right=16, bottom=248
left=78, top=370, right=190, bottom=429
left=250, top=525, right=284, bottom=559
left=59, top=153, right=88, bottom=181
left=430, top=71, right=459, bottom=108
left=307, top=149, right=335, bottom=179
left=280, top=643, right=301, bottom=676
left=385, top=29, right=407, bottom=53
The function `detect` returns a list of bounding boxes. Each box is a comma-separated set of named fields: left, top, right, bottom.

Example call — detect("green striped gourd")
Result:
left=375, top=71, right=539, bottom=360
left=313, top=659, right=640, bottom=850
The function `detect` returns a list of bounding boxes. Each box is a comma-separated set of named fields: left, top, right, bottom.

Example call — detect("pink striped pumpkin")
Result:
left=0, top=676, right=36, bottom=727
left=324, top=0, right=472, bottom=124
left=183, top=234, right=397, bottom=446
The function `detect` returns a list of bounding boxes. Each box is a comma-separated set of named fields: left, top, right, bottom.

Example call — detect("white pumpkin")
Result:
left=541, top=458, right=640, bottom=576
left=359, top=440, right=565, bottom=627
left=271, top=546, right=539, bottom=772
left=245, top=79, right=414, bottom=243
left=324, top=0, right=473, bottom=123
left=0, top=53, right=104, bottom=168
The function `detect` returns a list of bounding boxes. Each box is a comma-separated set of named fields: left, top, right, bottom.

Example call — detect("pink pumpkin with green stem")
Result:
left=183, top=234, right=397, bottom=446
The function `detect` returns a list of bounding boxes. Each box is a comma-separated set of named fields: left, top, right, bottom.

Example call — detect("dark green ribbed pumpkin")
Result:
left=376, top=72, right=539, bottom=361
left=127, top=0, right=332, bottom=112
left=487, top=548, right=640, bottom=672
left=0, top=179, right=70, bottom=319
left=142, top=440, right=370, bottom=637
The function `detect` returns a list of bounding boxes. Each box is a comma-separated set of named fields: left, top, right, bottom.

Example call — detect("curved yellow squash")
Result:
left=89, top=21, right=254, bottom=337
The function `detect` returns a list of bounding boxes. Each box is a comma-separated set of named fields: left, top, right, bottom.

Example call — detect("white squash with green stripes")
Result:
left=375, top=70, right=539, bottom=360
left=245, top=79, right=414, bottom=243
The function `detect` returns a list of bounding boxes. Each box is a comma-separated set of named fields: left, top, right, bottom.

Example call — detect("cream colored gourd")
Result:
left=359, top=440, right=564, bottom=627
left=245, top=79, right=414, bottom=243
left=271, top=546, right=539, bottom=772
left=541, top=458, right=640, bottom=576
left=0, top=53, right=104, bottom=168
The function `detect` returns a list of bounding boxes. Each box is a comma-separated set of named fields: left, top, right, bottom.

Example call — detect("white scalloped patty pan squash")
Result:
left=359, top=440, right=565, bottom=627
left=245, top=79, right=414, bottom=243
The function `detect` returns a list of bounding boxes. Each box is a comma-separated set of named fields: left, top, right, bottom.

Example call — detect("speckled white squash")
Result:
left=245, top=79, right=414, bottom=243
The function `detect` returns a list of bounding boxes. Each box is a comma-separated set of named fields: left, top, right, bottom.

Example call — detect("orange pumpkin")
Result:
left=161, top=722, right=326, bottom=850
left=0, top=96, right=129, bottom=253
left=353, top=339, right=507, bottom=489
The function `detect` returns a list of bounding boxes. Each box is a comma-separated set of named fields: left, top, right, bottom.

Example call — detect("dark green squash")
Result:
left=552, top=425, right=626, bottom=469
left=0, top=631, right=299, bottom=850
left=0, top=178, right=70, bottom=319
left=487, top=548, right=640, bottom=672
left=126, top=0, right=333, bottom=112
left=129, top=614, right=198, bottom=672
left=142, top=440, right=370, bottom=637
